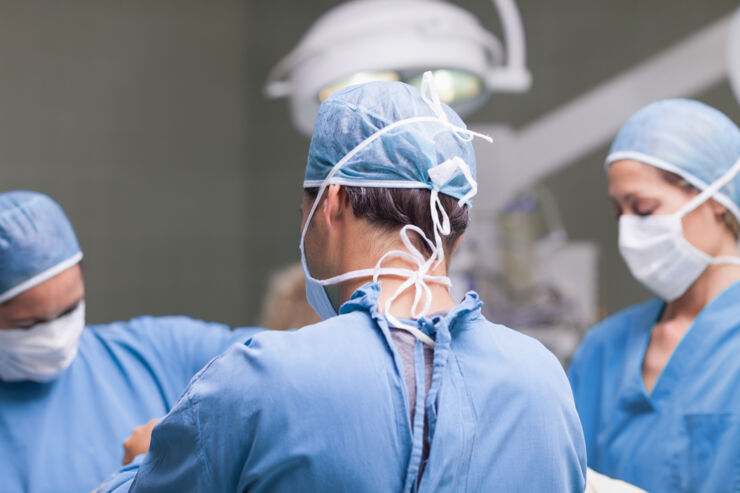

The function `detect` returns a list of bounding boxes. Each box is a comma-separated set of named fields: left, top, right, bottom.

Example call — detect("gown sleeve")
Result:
left=94, top=342, right=258, bottom=492
left=93, top=390, right=209, bottom=492
left=98, top=334, right=284, bottom=493
left=124, top=316, right=264, bottom=389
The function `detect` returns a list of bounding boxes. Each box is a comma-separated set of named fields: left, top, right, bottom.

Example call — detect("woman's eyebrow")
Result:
left=609, top=192, right=637, bottom=203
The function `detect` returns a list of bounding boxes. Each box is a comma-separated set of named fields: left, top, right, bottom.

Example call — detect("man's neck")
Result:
left=336, top=256, right=457, bottom=318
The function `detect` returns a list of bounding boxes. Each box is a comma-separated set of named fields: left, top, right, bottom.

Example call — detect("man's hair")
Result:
left=305, top=187, right=469, bottom=256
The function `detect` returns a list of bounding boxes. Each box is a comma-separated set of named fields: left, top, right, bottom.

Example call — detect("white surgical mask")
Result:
left=0, top=301, right=85, bottom=382
left=619, top=159, right=740, bottom=301
left=301, top=73, right=492, bottom=346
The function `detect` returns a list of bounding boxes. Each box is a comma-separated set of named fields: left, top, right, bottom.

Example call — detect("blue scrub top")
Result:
left=568, top=281, right=740, bottom=493
left=0, top=316, right=261, bottom=493
left=98, top=283, right=586, bottom=492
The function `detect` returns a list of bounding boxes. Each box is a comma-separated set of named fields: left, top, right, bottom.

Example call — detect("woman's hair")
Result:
left=658, top=169, right=740, bottom=238
left=305, top=186, right=469, bottom=255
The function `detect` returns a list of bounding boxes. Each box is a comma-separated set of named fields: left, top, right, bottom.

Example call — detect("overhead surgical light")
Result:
left=728, top=5, right=740, bottom=105
left=264, top=0, right=532, bottom=136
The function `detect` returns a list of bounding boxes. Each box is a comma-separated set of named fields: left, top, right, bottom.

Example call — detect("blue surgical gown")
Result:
left=98, top=283, right=586, bottom=492
left=568, top=281, right=740, bottom=493
left=0, top=316, right=261, bottom=493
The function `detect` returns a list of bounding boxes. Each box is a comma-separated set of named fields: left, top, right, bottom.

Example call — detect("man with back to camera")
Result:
left=0, top=190, right=263, bottom=493
left=98, top=73, right=586, bottom=492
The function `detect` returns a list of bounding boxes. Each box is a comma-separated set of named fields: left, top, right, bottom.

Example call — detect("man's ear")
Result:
left=322, top=185, right=348, bottom=228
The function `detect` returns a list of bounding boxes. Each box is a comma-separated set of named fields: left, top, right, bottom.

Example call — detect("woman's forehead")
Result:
left=0, top=266, right=83, bottom=319
left=607, top=160, right=681, bottom=200
left=608, top=159, right=661, bottom=179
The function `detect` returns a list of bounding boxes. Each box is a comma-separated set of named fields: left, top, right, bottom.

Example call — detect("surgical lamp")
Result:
left=264, top=0, right=532, bottom=135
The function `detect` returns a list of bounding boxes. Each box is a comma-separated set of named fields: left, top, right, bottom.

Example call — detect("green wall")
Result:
left=0, top=1, right=251, bottom=326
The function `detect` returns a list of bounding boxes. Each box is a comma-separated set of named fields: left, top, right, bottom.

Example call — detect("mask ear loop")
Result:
left=676, top=157, right=740, bottom=218
left=670, top=157, right=740, bottom=266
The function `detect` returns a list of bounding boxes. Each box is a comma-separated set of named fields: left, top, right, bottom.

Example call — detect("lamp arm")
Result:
left=486, top=0, right=531, bottom=91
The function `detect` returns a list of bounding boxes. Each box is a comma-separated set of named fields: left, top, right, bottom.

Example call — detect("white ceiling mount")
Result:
left=728, top=5, right=740, bottom=105
left=265, top=0, right=532, bottom=136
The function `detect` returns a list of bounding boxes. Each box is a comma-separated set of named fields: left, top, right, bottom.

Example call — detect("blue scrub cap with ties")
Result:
left=304, top=76, right=486, bottom=206
left=606, top=98, right=740, bottom=223
left=0, top=191, right=82, bottom=304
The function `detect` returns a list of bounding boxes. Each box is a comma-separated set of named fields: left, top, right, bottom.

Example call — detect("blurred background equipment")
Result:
left=260, top=263, right=321, bottom=330
left=264, top=0, right=532, bottom=135
left=449, top=185, right=598, bottom=363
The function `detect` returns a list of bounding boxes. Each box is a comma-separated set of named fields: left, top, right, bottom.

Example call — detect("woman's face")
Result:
left=608, top=159, right=732, bottom=257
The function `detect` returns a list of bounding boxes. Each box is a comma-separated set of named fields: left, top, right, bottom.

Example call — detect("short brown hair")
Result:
left=305, top=187, right=469, bottom=255
left=658, top=169, right=740, bottom=238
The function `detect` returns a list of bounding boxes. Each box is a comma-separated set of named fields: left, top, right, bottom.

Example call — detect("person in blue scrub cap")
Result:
left=568, top=99, right=740, bottom=493
left=0, top=191, right=262, bottom=493
left=97, top=73, right=586, bottom=493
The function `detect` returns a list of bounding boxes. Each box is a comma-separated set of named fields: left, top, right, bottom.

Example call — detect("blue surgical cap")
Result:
left=0, top=191, right=82, bottom=304
left=304, top=80, right=478, bottom=204
left=606, top=98, right=740, bottom=222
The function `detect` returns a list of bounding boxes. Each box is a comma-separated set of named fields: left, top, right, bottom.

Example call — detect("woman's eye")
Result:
left=633, top=199, right=658, bottom=217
